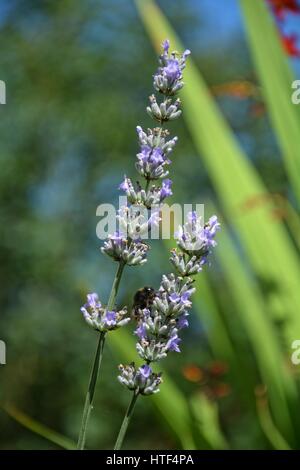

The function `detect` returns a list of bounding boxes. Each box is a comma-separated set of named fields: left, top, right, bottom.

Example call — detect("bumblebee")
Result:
left=132, top=286, right=155, bottom=320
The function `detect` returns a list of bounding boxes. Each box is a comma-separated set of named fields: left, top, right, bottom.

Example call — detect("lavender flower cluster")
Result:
left=117, top=41, right=220, bottom=394
left=118, top=210, right=220, bottom=395
left=81, top=42, right=189, bottom=337
left=81, top=40, right=220, bottom=398
left=171, top=213, right=220, bottom=276
left=118, top=363, right=162, bottom=396
left=81, top=293, right=129, bottom=333
left=122, top=212, right=220, bottom=391
left=115, top=41, right=193, bottom=394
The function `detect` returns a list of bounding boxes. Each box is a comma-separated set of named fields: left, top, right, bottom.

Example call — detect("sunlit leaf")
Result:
left=3, top=404, right=76, bottom=450
left=190, top=392, right=229, bottom=450
left=240, top=0, right=300, bottom=205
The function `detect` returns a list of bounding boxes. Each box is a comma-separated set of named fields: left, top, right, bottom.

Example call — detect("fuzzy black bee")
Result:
left=132, top=286, right=156, bottom=320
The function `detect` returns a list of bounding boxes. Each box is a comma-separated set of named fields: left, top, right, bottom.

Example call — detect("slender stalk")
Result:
left=77, top=331, right=105, bottom=449
left=107, top=260, right=126, bottom=310
left=114, top=391, right=139, bottom=450
left=77, top=261, right=126, bottom=450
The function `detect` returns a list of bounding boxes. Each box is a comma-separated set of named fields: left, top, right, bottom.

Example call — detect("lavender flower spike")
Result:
left=80, top=39, right=192, bottom=452
left=134, top=210, right=220, bottom=362
left=153, top=40, right=191, bottom=96
left=113, top=41, right=215, bottom=452
left=171, top=212, right=221, bottom=276
left=134, top=274, right=195, bottom=362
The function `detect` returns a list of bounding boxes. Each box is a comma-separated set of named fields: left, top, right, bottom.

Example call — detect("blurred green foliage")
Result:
left=0, top=0, right=299, bottom=450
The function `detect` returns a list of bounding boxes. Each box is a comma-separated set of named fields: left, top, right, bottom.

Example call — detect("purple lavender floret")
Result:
left=101, top=231, right=149, bottom=266
left=139, top=145, right=165, bottom=166
left=135, top=322, right=147, bottom=340
left=118, top=176, right=172, bottom=208
left=203, top=215, right=221, bottom=246
left=81, top=293, right=129, bottom=332
left=136, top=144, right=170, bottom=180
left=167, top=334, right=181, bottom=353
left=180, top=290, right=193, bottom=307
left=163, top=58, right=181, bottom=85
left=153, top=40, right=191, bottom=96
left=169, top=292, right=180, bottom=303
left=160, top=179, right=173, bottom=200
left=136, top=126, right=177, bottom=155
left=138, top=364, right=152, bottom=379
left=103, top=311, right=117, bottom=327
left=177, top=312, right=189, bottom=330
left=82, top=293, right=101, bottom=313
left=171, top=212, right=220, bottom=276
left=118, top=363, right=162, bottom=395
left=162, top=39, right=170, bottom=54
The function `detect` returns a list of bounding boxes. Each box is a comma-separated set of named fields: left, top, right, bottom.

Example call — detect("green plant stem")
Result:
left=114, top=391, right=139, bottom=450
left=77, top=331, right=106, bottom=450
left=107, top=260, right=126, bottom=310
left=77, top=261, right=126, bottom=450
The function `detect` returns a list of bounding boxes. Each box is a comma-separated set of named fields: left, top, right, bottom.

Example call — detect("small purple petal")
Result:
left=160, top=179, right=173, bottom=200
left=150, top=147, right=164, bottom=165
left=148, top=209, right=160, bottom=227
left=86, top=293, right=101, bottom=309
left=162, top=39, right=170, bottom=53
left=167, top=335, right=181, bottom=353
left=164, top=58, right=181, bottom=83
left=177, top=314, right=189, bottom=329
left=111, top=231, right=124, bottom=247
left=119, top=176, right=130, bottom=192
left=169, top=292, right=180, bottom=303
left=104, top=310, right=117, bottom=326
left=136, top=125, right=143, bottom=136
left=139, top=364, right=152, bottom=378
left=188, top=211, right=197, bottom=224
left=180, top=291, right=193, bottom=307
left=135, top=323, right=147, bottom=339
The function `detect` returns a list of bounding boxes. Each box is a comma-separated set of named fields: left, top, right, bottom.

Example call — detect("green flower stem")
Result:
left=77, top=260, right=126, bottom=450
left=114, top=391, right=139, bottom=450
left=77, top=331, right=106, bottom=450
left=107, top=260, right=126, bottom=310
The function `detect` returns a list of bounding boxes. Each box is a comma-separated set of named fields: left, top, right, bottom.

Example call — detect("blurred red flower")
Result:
left=182, top=361, right=231, bottom=400
left=281, top=33, right=300, bottom=56
left=267, top=0, right=300, bottom=20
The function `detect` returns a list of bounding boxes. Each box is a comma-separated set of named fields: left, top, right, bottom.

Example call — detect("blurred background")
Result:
left=1, top=0, right=300, bottom=450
